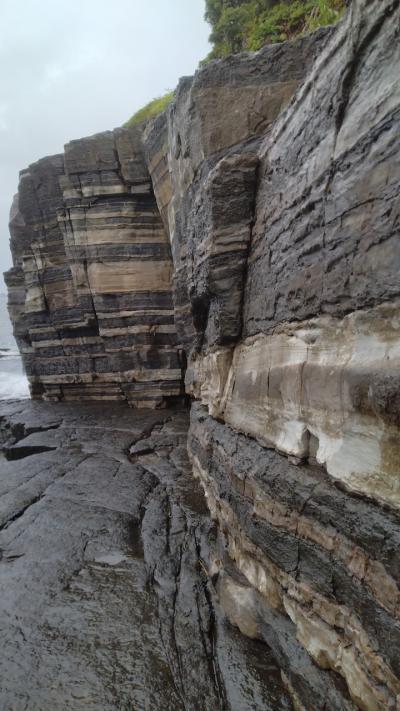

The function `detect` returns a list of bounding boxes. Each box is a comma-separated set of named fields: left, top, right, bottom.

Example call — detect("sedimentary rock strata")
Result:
left=187, top=301, right=400, bottom=509
left=4, top=0, right=400, bottom=709
left=189, top=404, right=400, bottom=711
left=5, top=128, right=182, bottom=406
left=183, top=1, right=400, bottom=707
left=162, top=0, right=399, bottom=708
left=143, top=28, right=330, bottom=351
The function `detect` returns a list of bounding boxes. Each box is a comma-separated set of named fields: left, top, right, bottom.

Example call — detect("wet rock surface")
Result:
left=0, top=400, right=292, bottom=711
left=3, top=2, right=399, bottom=708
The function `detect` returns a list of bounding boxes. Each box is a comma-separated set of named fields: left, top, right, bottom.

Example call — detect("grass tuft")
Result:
left=124, top=91, right=174, bottom=128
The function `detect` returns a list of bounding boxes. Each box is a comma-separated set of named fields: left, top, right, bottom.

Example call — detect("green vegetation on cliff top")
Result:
left=124, top=92, right=174, bottom=128
left=124, top=0, right=345, bottom=126
left=204, top=0, right=346, bottom=59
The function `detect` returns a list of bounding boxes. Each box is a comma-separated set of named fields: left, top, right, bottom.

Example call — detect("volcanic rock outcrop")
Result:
left=4, top=0, right=400, bottom=709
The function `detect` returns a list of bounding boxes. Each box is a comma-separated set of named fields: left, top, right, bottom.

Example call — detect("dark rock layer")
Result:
left=143, top=28, right=330, bottom=352
left=244, top=1, right=400, bottom=334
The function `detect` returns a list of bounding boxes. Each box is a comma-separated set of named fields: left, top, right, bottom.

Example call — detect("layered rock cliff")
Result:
left=5, top=129, right=183, bottom=406
left=4, top=0, right=400, bottom=709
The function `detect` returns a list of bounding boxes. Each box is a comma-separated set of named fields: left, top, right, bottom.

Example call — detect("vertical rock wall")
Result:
left=5, top=128, right=183, bottom=406
left=145, top=1, right=400, bottom=709
left=144, top=29, right=330, bottom=352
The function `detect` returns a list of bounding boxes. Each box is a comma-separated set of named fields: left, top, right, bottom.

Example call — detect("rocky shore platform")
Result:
left=0, top=399, right=292, bottom=711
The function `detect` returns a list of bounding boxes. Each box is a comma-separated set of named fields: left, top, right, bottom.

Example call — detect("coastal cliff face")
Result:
left=4, top=0, right=400, bottom=709
left=5, top=129, right=183, bottom=406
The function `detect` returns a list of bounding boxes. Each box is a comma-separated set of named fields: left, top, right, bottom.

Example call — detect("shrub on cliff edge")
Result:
left=204, top=0, right=346, bottom=59
left=123, top=0, right=345, bottom=126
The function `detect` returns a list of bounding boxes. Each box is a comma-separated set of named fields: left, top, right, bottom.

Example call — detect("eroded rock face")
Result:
left=158, top=0, right=399, bottom=709
left=5, top=128, right=183, bottom=407
left=244, top=6, right=400, bottom=335
left=189, top=404, right=400, bottom=711
left=3, top=0, right=400, bottom=709
left=143, top=28, right=330, bottom=351
left=187, top=302, right=400, bottom=509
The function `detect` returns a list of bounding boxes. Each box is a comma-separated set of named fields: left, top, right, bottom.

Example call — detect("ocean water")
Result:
left=0, top=293, right=30, bottom=400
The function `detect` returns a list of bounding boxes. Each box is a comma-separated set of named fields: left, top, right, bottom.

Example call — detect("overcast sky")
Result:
left=0, top=0, right=210, bottom=285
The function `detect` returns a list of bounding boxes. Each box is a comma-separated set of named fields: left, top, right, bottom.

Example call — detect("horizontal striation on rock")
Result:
left=244, top=0, right=400, bottom=334
left=189, top=404, right=400, bottom=711
left=186, top=301, right=400, bottom=509
left=143, top=28, right=331, bottom=353
left=5, top=127, right=184, bottom=407
left=148, top=0, right=399, bottom=709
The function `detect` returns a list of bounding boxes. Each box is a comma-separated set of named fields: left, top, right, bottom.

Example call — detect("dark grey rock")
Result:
left=0, top=399, right=293, bottom=711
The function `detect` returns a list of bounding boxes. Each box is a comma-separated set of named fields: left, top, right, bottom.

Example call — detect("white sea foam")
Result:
left=0, top=371, right=30, bottom=400
left=0, top=293, right=30, bottom=400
